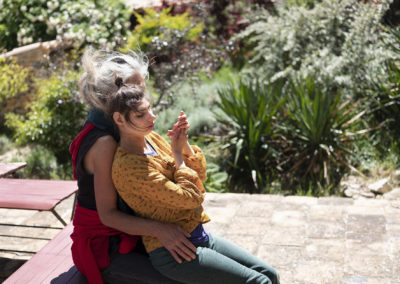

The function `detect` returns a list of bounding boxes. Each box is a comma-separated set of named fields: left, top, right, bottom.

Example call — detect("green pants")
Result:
left=149, top=233, right=280, bottom=284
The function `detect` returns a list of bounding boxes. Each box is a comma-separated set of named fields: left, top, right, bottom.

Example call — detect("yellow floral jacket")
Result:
left=112, top=131, right=210, bottom=252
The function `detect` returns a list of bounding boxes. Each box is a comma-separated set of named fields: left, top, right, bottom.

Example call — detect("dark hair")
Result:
left=107, top=76, right=147, bottom=126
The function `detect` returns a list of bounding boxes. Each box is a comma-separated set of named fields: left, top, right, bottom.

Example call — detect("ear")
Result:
left=112, top=112, right=125, bottom=126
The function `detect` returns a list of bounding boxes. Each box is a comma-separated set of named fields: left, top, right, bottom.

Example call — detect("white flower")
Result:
left=22, top=37, right=33, bottom=45
left=20, top=5, right=27, bottom=12
left=64, top=32, right=75, bottom=40
left=114, top=23, right=121, bottom=30
left=99, top=38, right=107, bottom=45
left=48, top=17, right=58, bottom=27
left=47, top=2, right=54, bottom=10
left=38, top=15, right=44, bottom=21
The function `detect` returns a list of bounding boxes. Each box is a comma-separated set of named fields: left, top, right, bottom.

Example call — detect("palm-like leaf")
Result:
left=284, top=76, right=363, bottom=192
left=215, top=79, right=285, bottom=193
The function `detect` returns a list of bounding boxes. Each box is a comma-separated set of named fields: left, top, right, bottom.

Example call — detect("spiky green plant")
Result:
left=282, top=76, right=365, bottom=194
left=215, top=79, right=285, bottom=193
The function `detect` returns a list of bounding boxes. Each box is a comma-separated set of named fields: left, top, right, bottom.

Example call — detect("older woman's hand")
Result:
left=155, top=223, right=197, bottom=263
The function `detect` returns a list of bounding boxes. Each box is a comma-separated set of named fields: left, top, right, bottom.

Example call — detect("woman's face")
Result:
left=124, top=98, right=156, bottom=136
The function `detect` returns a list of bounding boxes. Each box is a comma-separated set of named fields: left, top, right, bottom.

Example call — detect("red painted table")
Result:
left=0, top=162, right=27, bottom=178
left=0, top=178, right=77, bottom=226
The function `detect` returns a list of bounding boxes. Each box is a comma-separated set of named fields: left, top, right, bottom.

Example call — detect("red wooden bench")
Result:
left=3, top=223, right=88, bottom=284
left=0, top=178, right=77, bottom=226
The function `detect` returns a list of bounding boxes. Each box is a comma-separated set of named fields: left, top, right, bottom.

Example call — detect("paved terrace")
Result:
left=0, top=193, right=399, bottom=284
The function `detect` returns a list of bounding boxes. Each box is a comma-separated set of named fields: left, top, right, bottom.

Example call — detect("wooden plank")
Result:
left=0, top=236, right=49, bottom=253
left=35, top=224, right=73, bottom=256
left=0, top=163, right=27, bottom=178
left=0, top=179, right=77, bottom=211
left=3, top=223, right=85, bottom=284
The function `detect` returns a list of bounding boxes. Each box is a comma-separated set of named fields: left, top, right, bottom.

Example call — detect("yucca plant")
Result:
left=215, top=79, right=285, bottom=193
left=282, top=76, right=365, bottom=195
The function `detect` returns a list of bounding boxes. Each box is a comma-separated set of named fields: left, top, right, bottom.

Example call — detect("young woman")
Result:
left=105, top=75, right=280, bottom=284
left=70, top=49, right=196, bottom=284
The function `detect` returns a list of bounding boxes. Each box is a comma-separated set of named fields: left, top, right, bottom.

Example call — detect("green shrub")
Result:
left=5, top=70, right=87, bottom=165
left=0, top=135, right=13, bottom=155
left=281, top=76, right=366, bottom=195
left=215, top=79, right=285, bottom=193
left=239, top=0, right=395, bottom=97
left=285, top=0, right=320, bottom=8
left=366, top=27, right=400, bottom=161
left=153, top=66, right=237, bottom=136
left=0, top=0, right=130, bottom=51
left=0, top=57, right=33, bottom=132
left=21, top=145, right=59, bottom=179
left=4, top=145, right=73, bottom=180
left=125, top=7, right=202, bottom=52
left=190, top=136, right=229, bottom=193
left=0, top=57, right=29, bottom=103
left=204, top=162, right=228, bottom=193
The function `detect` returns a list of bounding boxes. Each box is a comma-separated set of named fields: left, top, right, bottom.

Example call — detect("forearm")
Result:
left=99, top=207, right=163, bottom=238
left=173, top=150, right=185, bottom=168
left=182, top=142, right=194, bottom=156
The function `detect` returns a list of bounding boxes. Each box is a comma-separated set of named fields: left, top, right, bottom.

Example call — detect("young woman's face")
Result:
left=125, top=98, right=156, bottom=136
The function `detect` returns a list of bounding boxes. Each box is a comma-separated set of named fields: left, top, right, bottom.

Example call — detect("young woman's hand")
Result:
left=167, top=111, right=194, bottom=156
left=170, top=127, right=188, bottom=154
left=173, top=111, right=190, bottom=133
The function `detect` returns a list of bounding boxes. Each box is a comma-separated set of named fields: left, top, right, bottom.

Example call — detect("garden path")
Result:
left=0, top=193, right=399, bottom=283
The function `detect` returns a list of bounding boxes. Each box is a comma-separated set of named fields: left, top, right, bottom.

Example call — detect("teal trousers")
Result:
left=149, top=233, right=280, bottom=284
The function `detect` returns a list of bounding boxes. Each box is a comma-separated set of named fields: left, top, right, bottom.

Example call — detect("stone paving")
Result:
left=0, top=193, right=399, bottom=283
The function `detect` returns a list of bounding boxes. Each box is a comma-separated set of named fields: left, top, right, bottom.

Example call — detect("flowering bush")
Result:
left=0, top=0, right=130, bottom=51
left=125, top=7, right=203, bottom=52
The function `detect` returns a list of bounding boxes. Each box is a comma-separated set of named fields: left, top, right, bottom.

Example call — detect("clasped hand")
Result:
left=167, top=111, right=192, bottom=155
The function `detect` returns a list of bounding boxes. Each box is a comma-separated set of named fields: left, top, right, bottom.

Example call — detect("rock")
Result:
left=344, top=188, right=355, bottom=198
left=359, top=190, right=375, bottom=198
left=383, top=187, right=400, bottom=200
left=368, top=178, right=392, bottom=194
left=392, top=169, right=400, bottom=183
left=391, top=200, right=400, bottom=208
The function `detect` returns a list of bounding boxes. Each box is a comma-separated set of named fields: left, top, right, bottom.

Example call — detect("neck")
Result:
left=119, top=132, right=148, bottom=155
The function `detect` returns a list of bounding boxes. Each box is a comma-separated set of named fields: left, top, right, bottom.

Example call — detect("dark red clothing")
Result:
left=71, top=203, right=139, bottom=284
left=70, top=123, right=95, bottom=180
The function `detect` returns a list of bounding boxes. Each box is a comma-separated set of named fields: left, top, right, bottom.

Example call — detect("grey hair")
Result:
left=78, top=48, right=149, bottom=112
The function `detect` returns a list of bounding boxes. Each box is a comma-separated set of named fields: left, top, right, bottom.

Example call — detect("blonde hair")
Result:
left=78, top=48, right=149, bottom=112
